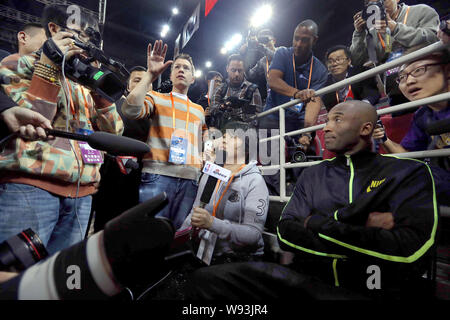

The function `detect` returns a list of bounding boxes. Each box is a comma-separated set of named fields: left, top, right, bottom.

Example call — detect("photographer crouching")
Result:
left=0, top=4, right=124, bottom=255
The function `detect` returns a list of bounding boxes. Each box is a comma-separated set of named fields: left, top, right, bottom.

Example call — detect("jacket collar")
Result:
left=334, top=148, right=377, bottom=168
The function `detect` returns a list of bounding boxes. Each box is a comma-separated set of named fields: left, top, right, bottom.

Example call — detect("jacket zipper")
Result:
left=333, top=155, right=355, bottom=287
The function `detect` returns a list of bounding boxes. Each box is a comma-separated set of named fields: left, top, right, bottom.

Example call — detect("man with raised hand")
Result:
left=122, top=40, right=207, bottom=230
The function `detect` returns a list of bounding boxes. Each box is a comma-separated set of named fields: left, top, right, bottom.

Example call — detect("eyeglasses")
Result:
left=326, top=57, right=348, bottom=66
left=396, top=63, right=445, bottom=84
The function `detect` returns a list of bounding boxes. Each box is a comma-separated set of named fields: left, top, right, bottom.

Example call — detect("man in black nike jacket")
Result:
left=186, top=100, right=439, bottom=300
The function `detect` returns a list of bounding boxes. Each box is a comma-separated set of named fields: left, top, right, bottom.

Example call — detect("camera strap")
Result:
left=42, top=38, right=65, bottom=66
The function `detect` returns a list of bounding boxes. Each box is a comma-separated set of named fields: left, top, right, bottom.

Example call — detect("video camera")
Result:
left=42, top=27, right=129, bottom=102
left=219, top=96, right=258, bottom=127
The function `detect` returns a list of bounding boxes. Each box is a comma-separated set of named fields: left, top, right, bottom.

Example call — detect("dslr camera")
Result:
left=361, top=0, right=387, bottom=24
left=0, top=229, right=48, bottom=272
left=214, top=96, right=259, bottom=128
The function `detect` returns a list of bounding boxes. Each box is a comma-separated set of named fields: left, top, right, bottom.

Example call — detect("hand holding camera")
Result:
left=353, top=11, right=366, bottom=32
left=40, top=31, right=84, bottom=68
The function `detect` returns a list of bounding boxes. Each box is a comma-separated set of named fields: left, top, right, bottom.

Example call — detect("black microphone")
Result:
left=425, top=118, right=450, bottom=136
left=45, top=129, right=150, bottom=156
left=199, top=174, right=219, bottom=208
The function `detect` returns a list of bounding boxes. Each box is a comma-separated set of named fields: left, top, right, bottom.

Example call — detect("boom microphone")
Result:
left=45, top=129, right=150, bottom=156
left=425, top=118, right=450, bottom=136
left=1, top=130, right=150, bottom=156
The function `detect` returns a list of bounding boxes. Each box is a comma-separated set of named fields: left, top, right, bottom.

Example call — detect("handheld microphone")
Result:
left=199, top=175, right=219, bottom=208
left=425, top=118, right=450, bottom=136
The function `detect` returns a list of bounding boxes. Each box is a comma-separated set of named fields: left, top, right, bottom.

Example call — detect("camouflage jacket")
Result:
left=0, top=52, right=123, bottom=195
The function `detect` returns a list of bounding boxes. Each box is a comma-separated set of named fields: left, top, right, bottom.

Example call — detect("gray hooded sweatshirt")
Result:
left=180, top=160, right=269, bottom=257
left=350, top=2, right=440, bottom=66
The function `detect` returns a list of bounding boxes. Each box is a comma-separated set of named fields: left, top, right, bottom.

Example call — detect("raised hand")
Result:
left=147, top=40, right=173, bottom=81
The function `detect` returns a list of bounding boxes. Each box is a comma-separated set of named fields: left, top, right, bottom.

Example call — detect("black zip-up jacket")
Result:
left=278, top=149, right=439, bottom=297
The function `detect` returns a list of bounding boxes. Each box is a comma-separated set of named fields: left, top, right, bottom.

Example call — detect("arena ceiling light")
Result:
left=161, top=24, right=170, bottom=38
left=205, top=61, right=212, bottom=68
left=220, top=33, right=243, bottom=54
left=195, top=70, right=203, bottom=78
left=172, top=7, right=179, bottom=15
left=250, top=4, right=273, bottom=28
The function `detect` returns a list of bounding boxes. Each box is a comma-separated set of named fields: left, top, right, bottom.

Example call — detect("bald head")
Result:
left=335, top=100, right=378, bottom=129
left=324, top=100, right=378, bottom=155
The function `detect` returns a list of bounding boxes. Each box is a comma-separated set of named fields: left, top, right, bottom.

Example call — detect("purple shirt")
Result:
left=401, top=104, right=450, bottom=151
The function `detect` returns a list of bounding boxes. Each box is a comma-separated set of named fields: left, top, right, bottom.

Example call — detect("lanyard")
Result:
left=65, top=79, right=76, bottom=120
left=292, top=54, right=314, bottom=90
left=336, top=85, right=352, bottom=104
left=65, top=79, right=93, bottom=127
left=377, top=6, right=410, bottom=50
left=212, top=164, right=246, bottom=217
left=170, top=92, right=190, bottom=133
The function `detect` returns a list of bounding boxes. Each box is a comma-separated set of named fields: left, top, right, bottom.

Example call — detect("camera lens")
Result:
left=0, top=229, right=48, bottom=272
left=292, top=151, right=307, bottom=163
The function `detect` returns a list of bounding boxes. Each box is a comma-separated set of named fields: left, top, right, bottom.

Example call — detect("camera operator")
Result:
left=0, top=4, right=124, bottom=255
left=210, top=54, right=262, bottom=130
left=350, top=0, right=440, bottom=106
left=246, top=29, right=278, bottom=104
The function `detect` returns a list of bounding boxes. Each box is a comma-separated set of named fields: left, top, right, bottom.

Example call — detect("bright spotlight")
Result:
left=220, top=47, right=227, bottom=54
left=161, top=24, right=170, bottom=37
left=231, top=33, right=243, bottom=44
left=172, top=7, right=179, bottom=15
left=250, top=4, right=272, bottom=27
left=205, top=61, right=212, bottom=68
left=195, top=70, right=203, bottom=78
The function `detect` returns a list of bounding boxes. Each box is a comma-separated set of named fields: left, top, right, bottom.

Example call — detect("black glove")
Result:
left=103, top=192, right=174, bottom=287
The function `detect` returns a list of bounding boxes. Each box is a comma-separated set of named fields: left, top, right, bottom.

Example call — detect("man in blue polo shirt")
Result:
left=263, top=19, right=328, bottom=146
left=260, top=20, right=328, bottom=194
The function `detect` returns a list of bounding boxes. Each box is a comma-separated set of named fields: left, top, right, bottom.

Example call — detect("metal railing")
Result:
left=256, top=41, right=450, bottom=202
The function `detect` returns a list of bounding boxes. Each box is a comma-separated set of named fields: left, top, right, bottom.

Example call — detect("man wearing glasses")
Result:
left=321, top=45, right=381, bottom=112
left=373, top=47, right=449, bottom=205
left=373, top=48, right=449, bottom=155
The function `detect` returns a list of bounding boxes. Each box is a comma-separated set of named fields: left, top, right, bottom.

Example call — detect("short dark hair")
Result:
left=129, top=66, right=146, bottom=74
left=22, top=22, right=44, bottom=34
left=402, top=44, right=450, bottom=65
left=222, top=121, right=258, bottom=164
left=325, top=45, right=351, bottom=61
left=128, top=66, right=146, bottom=81
left=295, top=19, right=319, bottom=37
left=41, top=4, right=100, bottom=41
left=172, top=53, right=195, bottom=73
left=16, top=22, right=44, bottom=51
left=227, top=54, right=244, bottom=67
left=206, top=71, right=223, bottom=81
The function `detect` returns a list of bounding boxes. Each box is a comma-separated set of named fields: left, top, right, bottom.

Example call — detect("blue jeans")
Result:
left=139, top=173, right=198, bottom=230
left=0, top=183, right=92, bottom=255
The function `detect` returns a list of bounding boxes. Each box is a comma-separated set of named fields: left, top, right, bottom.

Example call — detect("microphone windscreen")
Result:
left=200, top=175, right=218, bottom=205
left=87, top=131, right=150, bottom=156
left=425, top=118, right=450, bottom=136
